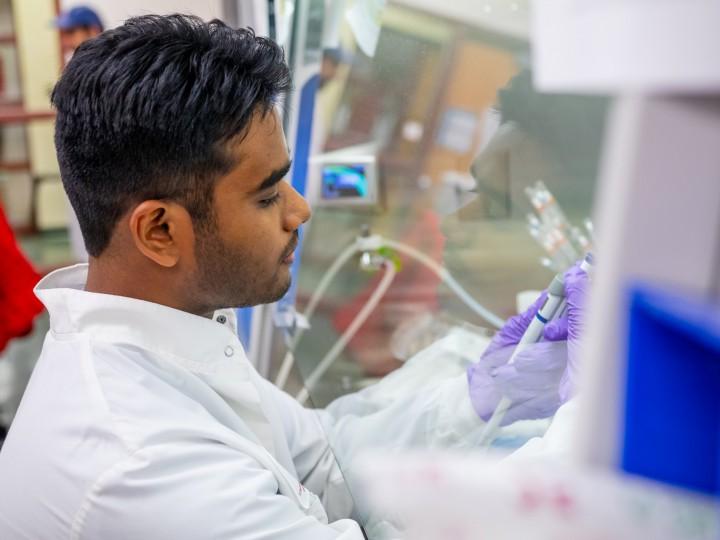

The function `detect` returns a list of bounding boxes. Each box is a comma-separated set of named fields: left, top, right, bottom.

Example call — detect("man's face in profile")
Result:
left=188, top=109, right=312, bottom=309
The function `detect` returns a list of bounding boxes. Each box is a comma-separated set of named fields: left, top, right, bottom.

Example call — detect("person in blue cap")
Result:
left=55, top=6, right=105, bottom=261
left=55, top=5, right=104, bottom=66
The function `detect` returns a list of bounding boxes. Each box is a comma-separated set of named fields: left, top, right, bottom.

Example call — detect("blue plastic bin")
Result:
left=622, top=284, right=720, bottom=496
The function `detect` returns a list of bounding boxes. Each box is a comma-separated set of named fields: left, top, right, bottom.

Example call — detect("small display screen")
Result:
left=321, top=164, right=369, bottom=200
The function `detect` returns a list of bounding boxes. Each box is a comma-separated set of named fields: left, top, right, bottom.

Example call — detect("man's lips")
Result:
left=281, top=238, right=298, bottom=263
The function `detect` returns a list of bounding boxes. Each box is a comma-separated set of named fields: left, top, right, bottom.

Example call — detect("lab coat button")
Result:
left=216, top=315, right=227, bottom=324
left=224, top=346, right=234, bottom=357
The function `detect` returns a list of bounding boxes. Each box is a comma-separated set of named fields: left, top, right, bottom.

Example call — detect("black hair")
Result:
left=52, top=14, right=292, bottom=256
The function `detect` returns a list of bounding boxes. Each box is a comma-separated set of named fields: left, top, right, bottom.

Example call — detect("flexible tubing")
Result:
left=381, top=239, right=504, bottom=329
left=279, top=236, right=505, bottom=395
left=274, top=243, right=359, bottom=389
left=295, top=260, right=397, bottom=405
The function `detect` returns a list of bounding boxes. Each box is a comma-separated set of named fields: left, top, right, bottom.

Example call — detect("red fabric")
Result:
left=0, top=206, right=43, bottom=353
left=332, top=209, right=445, bottom=375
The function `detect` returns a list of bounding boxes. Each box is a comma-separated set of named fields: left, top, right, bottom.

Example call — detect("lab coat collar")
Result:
left=36, top=264, right=279, bottom=457
left=35, top=264, right=240, bottom=374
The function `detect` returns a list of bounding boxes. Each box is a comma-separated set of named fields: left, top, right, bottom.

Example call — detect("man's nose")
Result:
left=284, top=186, right=312, bottom=231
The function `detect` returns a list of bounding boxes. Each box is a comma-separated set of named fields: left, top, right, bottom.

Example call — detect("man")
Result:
left=56, top=6, right=105, bottom=262
left=56, top=5, right=104, bottom=66
left=0, top=14, right=363, bottom=539
left=0, top=13, right=584, bottom=539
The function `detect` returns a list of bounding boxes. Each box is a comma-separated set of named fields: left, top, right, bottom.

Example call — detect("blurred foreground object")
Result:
left=358, top=452, right=719, bottom=540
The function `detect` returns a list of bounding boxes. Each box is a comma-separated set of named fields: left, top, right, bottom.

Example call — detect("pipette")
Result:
left=478, top=272, right=566, bottom=447
left=479, top=252, right=594, bottom=447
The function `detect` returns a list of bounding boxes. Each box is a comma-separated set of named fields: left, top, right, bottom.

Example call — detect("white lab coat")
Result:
left=0, top=265, right=363, bottom=539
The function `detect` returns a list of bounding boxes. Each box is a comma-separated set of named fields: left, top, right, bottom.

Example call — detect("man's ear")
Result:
left=128, top=201, right=192, bottom=268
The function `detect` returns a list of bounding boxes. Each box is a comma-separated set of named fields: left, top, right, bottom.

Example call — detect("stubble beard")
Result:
left=194, top=228, right=291, bottom=309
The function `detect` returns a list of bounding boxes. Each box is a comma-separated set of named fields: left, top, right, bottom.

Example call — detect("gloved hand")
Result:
left=467, top=340, right=568, bottom=425
left=543, top=262, right=589, bottom=401
left=466, top=261, right=589, bottom=425
left=482, top=291, right=548, bottom=357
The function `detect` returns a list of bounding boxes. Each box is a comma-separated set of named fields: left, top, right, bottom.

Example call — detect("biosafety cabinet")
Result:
left=249, top=0, right=606, bottom=413
left=237, top=1, right=720, bottom=537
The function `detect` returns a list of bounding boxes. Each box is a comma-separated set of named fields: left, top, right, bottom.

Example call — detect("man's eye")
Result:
left=259, top=193, right=281, bottom=208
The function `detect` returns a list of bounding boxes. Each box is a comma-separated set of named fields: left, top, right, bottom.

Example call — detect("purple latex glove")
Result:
left=467, top=340, right=568, bottom=425
left=483, top=291, right=548, bottom=356
left=467, top=261, right=590, bottom=424
left=543, top=263, right=589, bottom=401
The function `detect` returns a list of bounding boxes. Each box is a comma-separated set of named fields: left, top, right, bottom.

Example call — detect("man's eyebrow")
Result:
left=255, top=160, right=292, bottom=193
